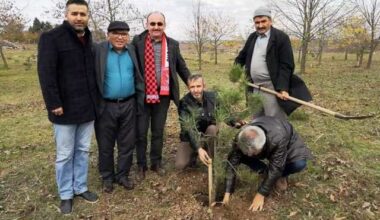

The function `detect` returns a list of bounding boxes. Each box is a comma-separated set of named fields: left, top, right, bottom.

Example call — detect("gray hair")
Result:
left=187, top=73, right=203, bottom=85
left=146, top=11, right=166, bottom=23
left=237, top=125, right=266, bottom=154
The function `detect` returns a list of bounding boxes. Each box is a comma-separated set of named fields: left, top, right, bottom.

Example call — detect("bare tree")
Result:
left=271, top=0, right=352, bottom=74
left=207, top=12, right=237, bottom=64
left=352, top=0, right=380, bottom=69
left=315, top=10, right=328, bottom=65
left=0, top=0, right=25, bottom=69
left=187, top=0, right=209, bottom=70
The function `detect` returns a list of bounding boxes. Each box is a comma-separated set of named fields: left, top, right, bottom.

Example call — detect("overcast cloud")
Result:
left=14, top=0, right=266, bottom=40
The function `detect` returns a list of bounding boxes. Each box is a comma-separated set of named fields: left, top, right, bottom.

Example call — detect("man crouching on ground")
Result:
left=222, top=116, right=312, bottom=211
left=176, top=74, right=218, bottom=168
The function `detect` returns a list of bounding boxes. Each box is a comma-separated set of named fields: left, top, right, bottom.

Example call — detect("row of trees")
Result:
left=271, top=0, right=380, bottom=73
left=1, top=0, right=379, bottom=72
left=0, top=0, right=26, bottom=68
left=187, top=0, right=237, bottom=70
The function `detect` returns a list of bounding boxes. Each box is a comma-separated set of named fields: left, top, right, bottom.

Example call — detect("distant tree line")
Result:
left=0, top=0, right=379, bottom=71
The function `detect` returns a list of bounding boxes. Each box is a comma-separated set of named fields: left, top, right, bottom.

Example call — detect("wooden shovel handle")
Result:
left=246, top=82, right=374, bottom=120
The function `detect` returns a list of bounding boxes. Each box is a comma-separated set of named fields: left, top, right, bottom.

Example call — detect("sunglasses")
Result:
left=149, top=22, right=164, bottom=27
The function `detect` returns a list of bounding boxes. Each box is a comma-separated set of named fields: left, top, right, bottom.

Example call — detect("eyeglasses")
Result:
left=149, top=22, right=164, bottom=27
left=111, top=32, right=129, bottom=38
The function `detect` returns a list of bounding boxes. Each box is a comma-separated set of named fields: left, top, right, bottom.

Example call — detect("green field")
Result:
left=0, top=45, right=379, bottom=219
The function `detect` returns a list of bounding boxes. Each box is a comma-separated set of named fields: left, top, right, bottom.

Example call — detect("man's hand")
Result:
left=248, top=193, right=265, bottom=211
left=234, top=120, right=247, bottom=129
left=198, top=148, right=211, bottom=166
left=277, top=91, right=289, bottom=100
left=51, top=107, right=64, bottom=116
left=222, top=192, right=231, bottom=205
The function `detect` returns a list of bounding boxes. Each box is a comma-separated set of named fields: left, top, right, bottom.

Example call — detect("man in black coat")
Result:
left=221, top=116, right=312, bottom=211
left=37, top=0, right=98, bottom=214
left=235, top=6, right=311, bottom=118
left=93, top=21, right=144, bottom=193
left=131, top=11, right=191, bottom=178
left=176, top=74, right=218, bottom=169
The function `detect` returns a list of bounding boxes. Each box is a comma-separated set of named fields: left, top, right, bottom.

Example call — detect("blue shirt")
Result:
left=103, top=44, right=135, bottom=99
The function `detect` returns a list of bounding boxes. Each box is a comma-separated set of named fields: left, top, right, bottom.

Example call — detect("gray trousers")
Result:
left=253, top=81, right=287, bottom=120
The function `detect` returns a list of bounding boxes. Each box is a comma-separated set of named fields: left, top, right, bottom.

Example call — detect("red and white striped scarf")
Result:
left=144, top=34, right=170, bottom=104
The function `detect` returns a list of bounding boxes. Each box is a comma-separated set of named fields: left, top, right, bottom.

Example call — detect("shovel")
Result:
left=247, top=82, right=375, bottom=120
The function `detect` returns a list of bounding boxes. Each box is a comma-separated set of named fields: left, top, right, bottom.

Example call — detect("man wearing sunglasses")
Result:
left=132, top=11, right=191, bottom=179
left=93, top=21, right=144, bottom=193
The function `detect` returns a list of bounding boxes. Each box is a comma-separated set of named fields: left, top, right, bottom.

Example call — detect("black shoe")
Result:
left=136, top=167, right=146, bottom=182
left=60, top=199, right=72, bottom=214
left=75, top=191, right=98, bottom=203
left=151, top=164, right=166, bottom=176
left=119, top=177, right=134, bottom=190
left=103, top=180, right=113, bottom=194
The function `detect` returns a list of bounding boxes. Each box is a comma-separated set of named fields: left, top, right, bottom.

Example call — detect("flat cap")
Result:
left=254, top=6, right=271, bottom=18
left=107, top=21, right=130, bottom=32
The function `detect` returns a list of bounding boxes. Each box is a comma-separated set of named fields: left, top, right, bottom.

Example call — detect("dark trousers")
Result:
left=95, top=98, right=136, bottom=182
left=136, top=96, right=170, bottom=169
left=240, top=156, right=307, bottom=177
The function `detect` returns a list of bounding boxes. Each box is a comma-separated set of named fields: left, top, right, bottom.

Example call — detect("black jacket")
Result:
left=178, top=91, right=217, bottom=150
left=225, top=116, right=312, bottom=196
left=37, top=21, right=97, bottom=124
left=93, top=41, right=145, bottom=116
left=235, top=27, right=312, bottom=115
left=131, top=30, right=191, bottom=106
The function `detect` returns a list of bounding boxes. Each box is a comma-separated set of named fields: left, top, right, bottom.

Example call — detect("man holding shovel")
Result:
left=235, top=6, right=311, bottom=118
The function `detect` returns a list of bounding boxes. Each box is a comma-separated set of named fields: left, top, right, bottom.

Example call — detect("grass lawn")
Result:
left=0, top=45, right=379, bottom=219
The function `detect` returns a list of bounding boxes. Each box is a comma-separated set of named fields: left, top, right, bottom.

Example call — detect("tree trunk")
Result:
left=300, top=39, right=308, bottom=74
left=214, top=41, right=218, bottom=65
left=297, top=47, right=301, bottom=63
left=318, top=49, right=323, bottom=65
left=198, top=46, right=202, bottom=70
left=366, top=39, right=375, bottom=69
left=356, top=48, right=364, bottom=67
left=0, top=46, right=9, bottom=69
left=344, top=48, right=348, bottom=61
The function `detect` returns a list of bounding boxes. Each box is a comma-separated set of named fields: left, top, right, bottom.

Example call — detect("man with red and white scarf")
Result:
left=132, top=11, right=191, bottom=179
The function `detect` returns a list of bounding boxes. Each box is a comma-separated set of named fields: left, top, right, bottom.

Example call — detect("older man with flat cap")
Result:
left=93, top=21, right=144, bottom=193
left=235, top=6, right=311, bottom=119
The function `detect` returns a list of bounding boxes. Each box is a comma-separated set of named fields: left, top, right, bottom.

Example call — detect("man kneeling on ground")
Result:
left=176, top=74, right=218, bottom=168
left=222, top=116, right=312, bottom=211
